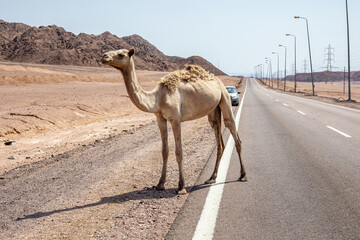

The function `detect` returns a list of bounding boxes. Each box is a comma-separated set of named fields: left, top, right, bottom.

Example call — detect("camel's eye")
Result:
left=118, top=53, right=125, bottom=58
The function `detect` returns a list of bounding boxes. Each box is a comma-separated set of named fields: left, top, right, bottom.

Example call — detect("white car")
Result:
left=225, top=86, right=240, bottom=106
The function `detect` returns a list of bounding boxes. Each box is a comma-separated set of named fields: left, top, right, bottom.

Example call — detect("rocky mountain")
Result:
left=0, top=20, right=226, bottom=75
left=0, top=20, right=31, bottom=46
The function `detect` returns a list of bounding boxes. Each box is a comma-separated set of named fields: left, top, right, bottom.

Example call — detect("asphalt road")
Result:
left=166, top=79, right=360, bottom=240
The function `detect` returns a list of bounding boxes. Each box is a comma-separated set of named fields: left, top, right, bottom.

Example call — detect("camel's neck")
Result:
left=120, top=59, right=158, bottom=113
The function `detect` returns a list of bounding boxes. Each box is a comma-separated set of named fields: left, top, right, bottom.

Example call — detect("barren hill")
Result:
left=0, top=20, right=226, bottom=75
left=286, top=71, right=360, bottom=82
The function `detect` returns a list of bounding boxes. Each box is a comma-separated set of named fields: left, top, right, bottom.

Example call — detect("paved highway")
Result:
left=166, top=79, right=360, bottom=240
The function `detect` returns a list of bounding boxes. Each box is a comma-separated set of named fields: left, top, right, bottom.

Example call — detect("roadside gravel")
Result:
left=0, top=116, right=216, bottom=239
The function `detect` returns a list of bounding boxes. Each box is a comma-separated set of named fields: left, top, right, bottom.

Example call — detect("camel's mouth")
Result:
left=101, top=58, right=111, bottom=64
left=101, top=55, right=112, bottom=64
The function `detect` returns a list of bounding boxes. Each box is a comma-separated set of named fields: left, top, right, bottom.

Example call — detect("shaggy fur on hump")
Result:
left=159, top=65, right=217, bottom=93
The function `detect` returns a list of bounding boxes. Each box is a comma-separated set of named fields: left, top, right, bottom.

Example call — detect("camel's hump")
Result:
left=159, top=65, right=217, bottom=93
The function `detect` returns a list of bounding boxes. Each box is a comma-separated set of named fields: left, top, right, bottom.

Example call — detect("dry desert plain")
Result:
left=0, top=61, right=243, bottom=239
left=0, top=62, right=243, bottom=172
left=268, top=78, right=360, bottom=106
left=1, top=62, right=360, bottom=239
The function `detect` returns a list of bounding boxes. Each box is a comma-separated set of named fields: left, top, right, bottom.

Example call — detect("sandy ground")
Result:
left=0, top=63, right=162, bottom=173
left=0, top=62, right=240, bottom=173
left=0, top=62, right=243, bottom=239
left=0, top=115, right=215, bottom=240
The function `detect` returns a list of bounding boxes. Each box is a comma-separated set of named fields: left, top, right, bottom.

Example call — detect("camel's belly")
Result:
left=178, top=81, right=222, bottom=122
left=181, top=103, right=218, bottom=121
left=158, top=80, right=223, bottom=122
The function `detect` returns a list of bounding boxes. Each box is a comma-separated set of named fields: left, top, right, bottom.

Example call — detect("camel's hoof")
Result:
left=238, top=175, right=248, bottom=182
left=177, top=188, right=187, bottom=195
left=205, top=179, right=216, bottom=184
left=153, top=185, right=165, bottom=191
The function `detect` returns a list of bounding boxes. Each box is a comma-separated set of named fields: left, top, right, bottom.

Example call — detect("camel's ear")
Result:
left=128, top=48, right=135, bottom=57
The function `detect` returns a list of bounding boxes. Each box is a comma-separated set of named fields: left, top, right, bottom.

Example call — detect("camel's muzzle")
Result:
left=101, top=54, right=112, bottom=64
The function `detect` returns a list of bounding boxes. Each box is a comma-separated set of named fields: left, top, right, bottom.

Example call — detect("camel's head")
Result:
left=101, top=49, right=135, bottom=69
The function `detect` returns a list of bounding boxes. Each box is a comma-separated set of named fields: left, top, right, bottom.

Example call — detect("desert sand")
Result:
left=0, top=62, right=166, bottom=173
left=0, top=62, right=240, bottom=173
left=0, top=61, right=243, bottom=239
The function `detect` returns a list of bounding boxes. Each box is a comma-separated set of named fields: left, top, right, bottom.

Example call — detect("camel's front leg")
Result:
left=170, top=120, right=187, bottom=195
left=155, top=116, right=169, bottom=190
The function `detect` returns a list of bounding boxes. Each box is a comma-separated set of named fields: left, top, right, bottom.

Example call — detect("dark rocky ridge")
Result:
left=286, top=71, right=360, bottom=82
left=0, top=20, right=226, bottom=75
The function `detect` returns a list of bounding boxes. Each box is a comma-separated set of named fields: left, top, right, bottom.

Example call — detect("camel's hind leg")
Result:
left=155, top=116, right=169, bottom=190
left=205, top=105, right=225, bottom=184
left=219, top=94, right=247, bottom=182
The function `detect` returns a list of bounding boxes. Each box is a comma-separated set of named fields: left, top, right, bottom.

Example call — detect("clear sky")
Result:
left=1, top=0, right=359, bottom=76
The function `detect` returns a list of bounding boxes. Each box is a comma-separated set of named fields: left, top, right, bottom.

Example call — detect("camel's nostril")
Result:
left=101, top=54, right=112, bottom=64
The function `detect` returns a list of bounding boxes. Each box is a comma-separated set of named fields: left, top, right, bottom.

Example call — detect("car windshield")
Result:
left=226, top=87, right=237, bottom=93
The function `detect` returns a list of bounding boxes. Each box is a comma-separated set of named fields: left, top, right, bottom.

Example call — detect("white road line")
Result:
left=326, top=126, right=352, bottom=138
left=297, top=110, right=306, bottom=115
left=270, top=96, right=274, bottom=99
left=283, top=103, right=289, bottom=107
left=192, top=81, right=247, bottom=240
left=275, top=99, right=279, bottom=102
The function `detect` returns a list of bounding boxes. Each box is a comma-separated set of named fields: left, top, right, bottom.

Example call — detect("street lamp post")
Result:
left=259, top=64, right=262, bottom=81
left=272, top=52, right=280, bottom=89
left=256, top=64, right=262, bottom=81
left=286, top=33, right=297, bottom=92
left=265, top=57, right=269, bottom=85
left=259, top=64, right=262, bottom=82
left=279, top=44, right=287, bottom=91
left=266, top=57, right=273, bottom=88
left=345, top=0, right=351, bottom=101
left=295, top=16, right=315, bottom=96
left=265, top=58, right=269, bottom=86
left=269, top=58, right=273, bottom=88
left=270, top=58, right=273, bottom=88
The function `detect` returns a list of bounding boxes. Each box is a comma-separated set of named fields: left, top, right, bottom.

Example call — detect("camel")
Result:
left=101, top=48, right=247, bottom=195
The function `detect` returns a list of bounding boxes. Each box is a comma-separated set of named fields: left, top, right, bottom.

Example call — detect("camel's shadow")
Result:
left=16, top=180, right=237, bottom=221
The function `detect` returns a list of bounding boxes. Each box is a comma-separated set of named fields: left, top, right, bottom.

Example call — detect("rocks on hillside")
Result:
left=0, top=20, right=226, bottom=75
left=286, top=71, right=360, bottom=82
